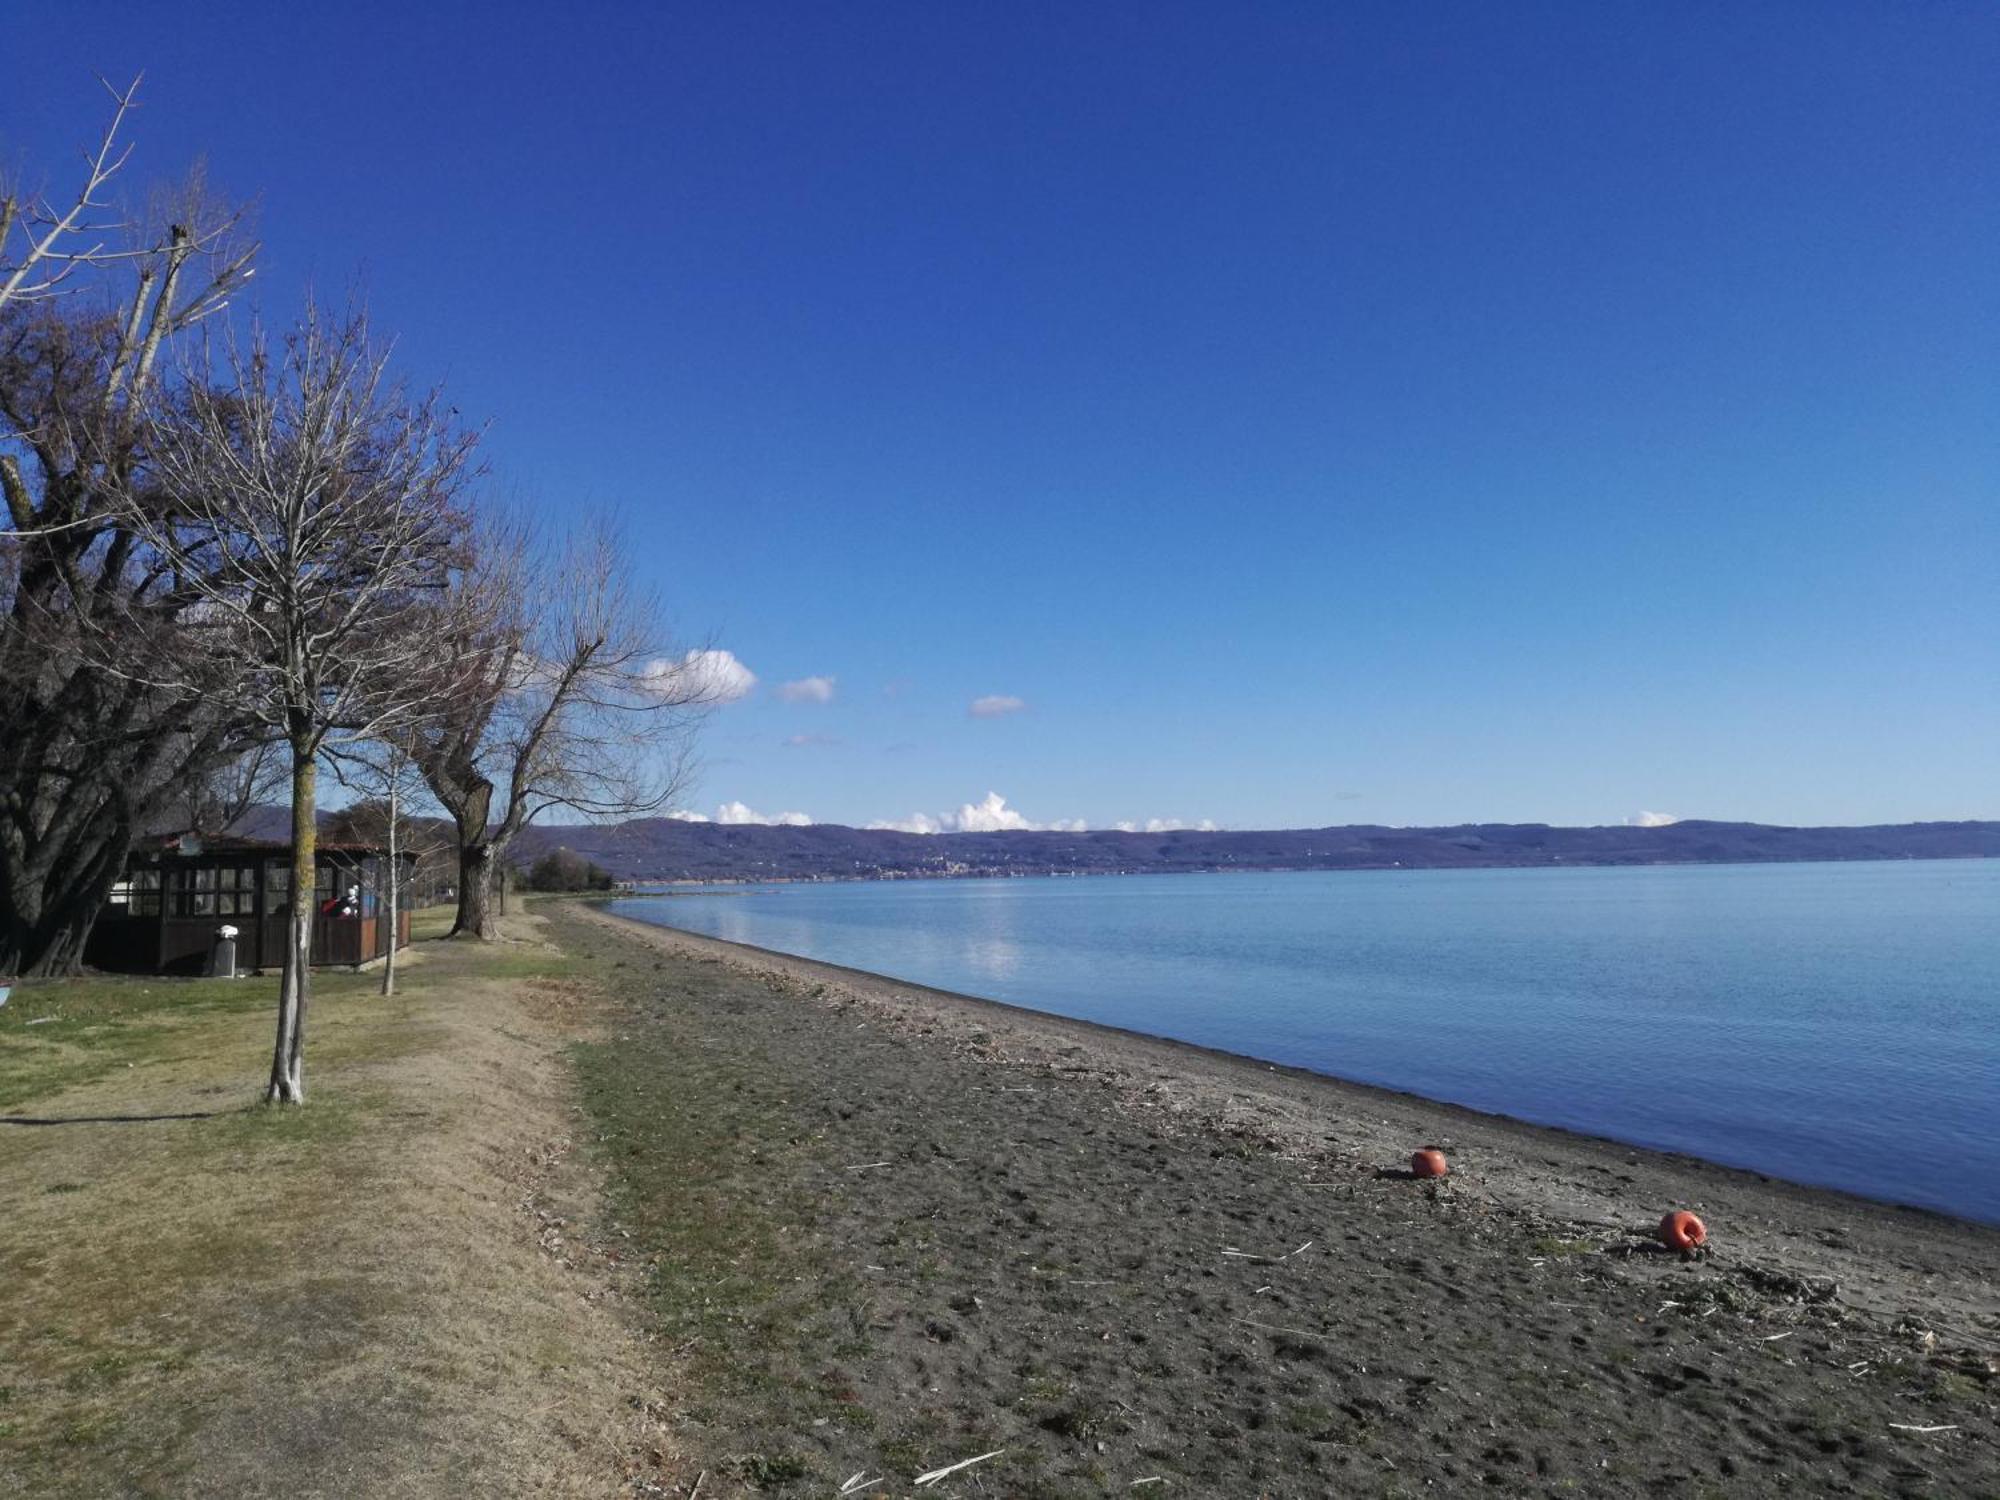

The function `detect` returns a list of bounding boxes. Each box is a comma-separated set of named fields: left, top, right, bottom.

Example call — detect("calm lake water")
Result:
left=607, top=861, right=2000, bottom=1223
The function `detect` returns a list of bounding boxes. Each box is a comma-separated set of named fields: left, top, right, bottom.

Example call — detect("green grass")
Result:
left=564, top=926, right=879, bottom=1491
left=0, top=971, right=311, bottom=1111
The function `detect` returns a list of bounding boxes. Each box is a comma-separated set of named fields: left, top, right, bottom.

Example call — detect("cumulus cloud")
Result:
left=715, top=800, right=813, bottom=827
left=642, top=648, right=757, bottom=704
left=777, top=675, right=835, bottom=704
left=666, top=809, right=711, bottom=823
left=867, top=791, right=1085, bottom=835
left=969, top=694, right=1026, bottom=719
left=1630, top=811, right=1680, bottom=828
left=1114, top=817, right=1221, bottom=834
left=952, top=791, right=1036, bottom=832
left=868, top=812, right=944, bottom=835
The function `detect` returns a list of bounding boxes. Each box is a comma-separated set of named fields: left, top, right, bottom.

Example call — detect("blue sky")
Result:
left=12, top=3, right=1996, bottom=831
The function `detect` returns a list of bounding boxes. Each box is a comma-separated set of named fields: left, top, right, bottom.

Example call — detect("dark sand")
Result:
left=567, top=904, right=1998, bottom=1496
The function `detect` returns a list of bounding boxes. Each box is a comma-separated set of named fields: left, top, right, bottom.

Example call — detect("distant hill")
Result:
left=507, top=817, right=2000, bottom=883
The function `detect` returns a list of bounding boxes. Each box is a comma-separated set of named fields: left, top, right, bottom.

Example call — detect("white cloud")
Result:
left=777, top=675, right=836, bottom=704
left=867, top=791, right=1085, bottom=835
left=642, top=648, right=757, bottom=705
left=666, top=809, right=711, bottom=822
left=1630, top=810, right=1680, bottom=828
left=969, top=694, right=1026, bottom=719
left=952, top=791, right=1036, bottom=832
left=781, top=733, right=842, bottom=749
left=1115, top=817, right=1220, bottom=834
left=868, top=812, right=944, bottom=834
left=716, top=800, right=813, bottom=827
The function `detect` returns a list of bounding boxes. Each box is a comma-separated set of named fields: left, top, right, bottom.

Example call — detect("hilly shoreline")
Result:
left=514, top=816, right=2000, bottom=883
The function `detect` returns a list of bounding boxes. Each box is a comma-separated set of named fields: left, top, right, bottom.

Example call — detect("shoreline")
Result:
left=564, top=902, right=1998, bottom=1492
left=582, top=903, right=1999, bottom=1341
left=611, top=849, right=2000, bottom=891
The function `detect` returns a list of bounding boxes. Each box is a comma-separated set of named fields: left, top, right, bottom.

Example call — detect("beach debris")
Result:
left=913, top=1448, right=1006, bottom=1487
left=1236, top=1315, right=1331, bottom=1343
left=1411, top=1147, right=1449, bottom=1179
left=1220, top=1240, right=1314, bottom=1264
left=1659, top=1210, right=1707, bottom=1252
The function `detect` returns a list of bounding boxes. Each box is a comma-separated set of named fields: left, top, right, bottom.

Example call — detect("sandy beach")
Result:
left=566, top=903, right=1999, bottom=1496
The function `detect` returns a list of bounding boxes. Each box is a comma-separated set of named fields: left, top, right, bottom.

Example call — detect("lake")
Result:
left=606, top=860, right=2000, bottom=1223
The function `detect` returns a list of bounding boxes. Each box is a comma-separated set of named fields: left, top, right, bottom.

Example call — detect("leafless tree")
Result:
left=0, top=78, right=259, bottom=975
left=406, top=517, right=711, bottom=939
left=113, top=308, right=476, bottom=1101
left=325, top=737, right=436, bottom=997
left=171, top=738, right=288, bottom=838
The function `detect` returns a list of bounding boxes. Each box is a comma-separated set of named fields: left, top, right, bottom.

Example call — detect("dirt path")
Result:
left=567, top=903, right=1998, bottom=1498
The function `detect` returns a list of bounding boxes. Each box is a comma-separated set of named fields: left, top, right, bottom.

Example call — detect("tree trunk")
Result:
left=452, top=838, right=499, bottom=940
left=268, top=744, right=313, bottom=1104
left=0, top=820, right=130, bottom=977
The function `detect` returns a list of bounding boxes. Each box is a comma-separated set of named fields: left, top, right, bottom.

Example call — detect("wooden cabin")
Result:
left=88, top=835, right=417, bottom=976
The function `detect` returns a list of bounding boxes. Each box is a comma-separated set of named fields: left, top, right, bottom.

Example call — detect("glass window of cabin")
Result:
left=212, top=866, right=257, bottom=917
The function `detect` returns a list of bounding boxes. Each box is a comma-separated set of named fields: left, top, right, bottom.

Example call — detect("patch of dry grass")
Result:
left=0, top=911, right=671, bottom=1499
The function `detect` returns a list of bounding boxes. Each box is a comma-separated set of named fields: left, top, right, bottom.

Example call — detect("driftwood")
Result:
left=913, top=1448, right=1006, bottom=1487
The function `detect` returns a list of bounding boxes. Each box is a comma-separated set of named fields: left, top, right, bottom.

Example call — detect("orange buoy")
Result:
left=1660, top=1210, right=1707, bottom=1251
left=1411, top=1147, right=1449, bottom=1179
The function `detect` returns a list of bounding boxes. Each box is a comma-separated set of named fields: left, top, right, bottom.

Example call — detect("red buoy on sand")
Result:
left=1660, top=1210, right=1707, bottom=1251
left=1411, top=1148, right=1449, bottom=1179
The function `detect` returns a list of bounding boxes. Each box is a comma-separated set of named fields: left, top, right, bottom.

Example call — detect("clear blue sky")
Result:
left=12, top=3, right=1996, bottom=831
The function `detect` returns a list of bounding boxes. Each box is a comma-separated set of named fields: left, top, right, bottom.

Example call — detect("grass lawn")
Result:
left=0, top=907, right=668, bottom=1499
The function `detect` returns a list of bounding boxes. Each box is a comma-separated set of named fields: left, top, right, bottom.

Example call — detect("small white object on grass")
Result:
left=1889, top=1424, right=1958, bottom=1434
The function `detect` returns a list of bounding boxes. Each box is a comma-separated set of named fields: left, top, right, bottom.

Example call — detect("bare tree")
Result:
left=1, top=76, right=144, bottom=317
left=172, top=738, right=287, bottom=838
left=406, top=518, right=710, bottom=939
left=115, top=309, right=476, bottom=1101
left=325, top=737, right=436, bottom=997
left=0, top=79, right=259, bottom=975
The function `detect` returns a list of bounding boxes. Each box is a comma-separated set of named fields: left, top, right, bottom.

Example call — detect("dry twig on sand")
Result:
left=913, top=1449, right=1006, bottom=1487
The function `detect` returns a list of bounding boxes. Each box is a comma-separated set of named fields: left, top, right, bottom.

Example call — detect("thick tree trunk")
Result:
left=0, top=818, right=131, bottom=977
left=267, top=745, right=313, bottom=1104
left=452, top=838, right=499, bottom=940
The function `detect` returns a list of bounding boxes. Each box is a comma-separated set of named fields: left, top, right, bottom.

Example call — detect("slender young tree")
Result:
left=325, top=737, right=434, bottom=997
left=115, top=309, right=475, bottom=1101
left=406, top=519, right=711, bottom=940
